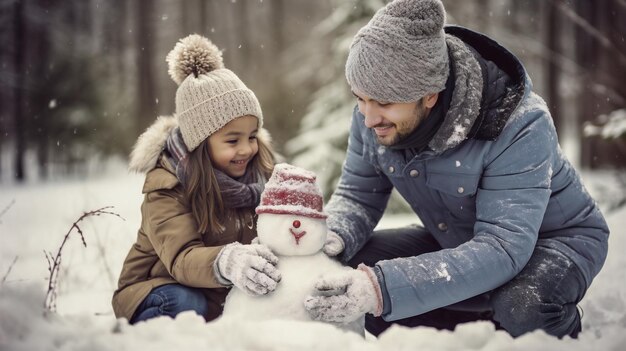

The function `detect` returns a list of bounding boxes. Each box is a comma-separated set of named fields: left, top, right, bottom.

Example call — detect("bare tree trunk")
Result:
left=593, top=0, right=626, bottom=168
left=182, top=0, right=191, bottom=35
left=270, top=0, right=285, bottom=53
left=182, top=0, right=205, bottom=35
left=574, top=0, right=596, bottom=168
left=476, top=0, right=490, bottom=33
left=0, top=17, right=6, bottom=178
left=610, top=0, right=626, bottom=111
left=35, top=0, right=53, bottom=180
left=13, top=0, right=26, bottom=181
left=546, top=0, right=561, bottom=134
left=0, top=40, right=5, bottom=180
left=107, top=0, right=128, bottom=92
left=263, top=0, right=294, bottom=147
left=199, top=0, right=209, bottom=34
left=135, top=0, right=157, bottom=135
left=237, top=0, right=251, bottom=75
left=509, top=0, right=524, bottom=35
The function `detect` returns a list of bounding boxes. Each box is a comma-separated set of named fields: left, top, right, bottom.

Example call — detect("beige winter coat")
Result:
left=112, top=116, right=260, bottom=322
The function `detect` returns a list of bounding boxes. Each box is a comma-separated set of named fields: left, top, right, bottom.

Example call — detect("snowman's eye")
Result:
left=292, top=220, right=301, bottom=228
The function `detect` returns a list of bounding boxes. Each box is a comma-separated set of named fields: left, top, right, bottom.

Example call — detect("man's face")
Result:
left=353, top=89, right=430, bottom=146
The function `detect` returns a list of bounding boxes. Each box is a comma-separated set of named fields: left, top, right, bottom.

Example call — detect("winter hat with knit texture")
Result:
left=256, top=163, right=327, bottom=219
left=345, top=0, right=449, bottom=103
left=166, top=34, right=263, bottom=151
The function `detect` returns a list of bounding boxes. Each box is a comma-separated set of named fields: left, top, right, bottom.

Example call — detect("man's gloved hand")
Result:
left=322, top=230, right=345, bottom=257
left=304, top=264, right=383, bottom=323
left=215, top=242, right=281, bottom=296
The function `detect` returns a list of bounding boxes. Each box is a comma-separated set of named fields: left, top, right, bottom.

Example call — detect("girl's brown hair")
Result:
left=184, top=131, right=274, bottom=234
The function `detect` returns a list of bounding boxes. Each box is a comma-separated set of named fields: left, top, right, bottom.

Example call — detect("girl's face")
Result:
left=208, top=115, right=259, bottom=178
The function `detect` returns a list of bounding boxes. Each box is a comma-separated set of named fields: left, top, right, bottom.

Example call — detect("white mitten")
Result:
left=322, top=230, right=345, bottom=257
left=304, top=264, right=383, bottom=323
left=215, top=242, right=281, bottom=296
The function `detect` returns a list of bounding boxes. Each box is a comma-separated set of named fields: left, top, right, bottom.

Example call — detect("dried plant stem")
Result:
left=44, top=206, right=124, bottom=312
left=0, top=199, right=16, bottom=224
left=1, top=256, right=19, bottom=286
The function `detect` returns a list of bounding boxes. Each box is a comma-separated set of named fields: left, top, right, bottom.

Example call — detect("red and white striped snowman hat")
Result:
left=255, top=163, right=327, bottom=219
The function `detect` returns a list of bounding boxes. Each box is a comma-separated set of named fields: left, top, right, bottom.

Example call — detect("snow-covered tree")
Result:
left=285, top=0, right=411, bottom=213
left=584, top=109, right=626, bottom=142
left=584, top=109, right=626, bottom=211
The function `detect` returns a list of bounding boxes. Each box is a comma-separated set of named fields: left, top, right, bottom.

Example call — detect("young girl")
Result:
left=112, top=34, right=281, bottom=324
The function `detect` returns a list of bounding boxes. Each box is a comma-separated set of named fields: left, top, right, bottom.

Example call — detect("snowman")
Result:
left=222, top=163, right=364, bottom=335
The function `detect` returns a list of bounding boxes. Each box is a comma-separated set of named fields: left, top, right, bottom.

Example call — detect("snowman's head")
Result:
left=255, top=163, right=328, bottom=256
left=257, top=213, right=327, bottom=256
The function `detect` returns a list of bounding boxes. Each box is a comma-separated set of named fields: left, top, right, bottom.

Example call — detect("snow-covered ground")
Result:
left=1, top=162, right=625, bottom=350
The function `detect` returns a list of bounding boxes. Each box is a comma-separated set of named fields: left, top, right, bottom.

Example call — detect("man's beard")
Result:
left=375, top=103, right=427, bottom=146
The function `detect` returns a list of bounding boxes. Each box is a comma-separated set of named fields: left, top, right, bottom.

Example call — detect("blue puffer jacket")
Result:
left=326, top=27, right=610, bottom=321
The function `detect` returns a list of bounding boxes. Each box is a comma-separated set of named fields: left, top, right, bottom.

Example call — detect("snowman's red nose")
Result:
left=292, top=220, right=301, bottom=228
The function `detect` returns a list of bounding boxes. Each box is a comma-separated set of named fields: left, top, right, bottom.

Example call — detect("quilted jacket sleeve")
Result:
left=326, top=107, right=394, bottom=262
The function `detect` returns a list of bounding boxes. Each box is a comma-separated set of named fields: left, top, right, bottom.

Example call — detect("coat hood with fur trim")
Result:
left=128, top=115, right=272, bottom=173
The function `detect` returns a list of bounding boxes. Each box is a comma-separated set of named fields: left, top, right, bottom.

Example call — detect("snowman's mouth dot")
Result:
left=289, top=228, right=306, bottom=245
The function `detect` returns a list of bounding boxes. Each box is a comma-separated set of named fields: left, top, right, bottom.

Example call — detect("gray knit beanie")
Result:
left=345, top=0, right=449, bottom=103
left=166, top=34, right=263, bottom=151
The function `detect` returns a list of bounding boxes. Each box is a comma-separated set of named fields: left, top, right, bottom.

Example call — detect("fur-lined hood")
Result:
left=128, top=115, right=272, bottom=173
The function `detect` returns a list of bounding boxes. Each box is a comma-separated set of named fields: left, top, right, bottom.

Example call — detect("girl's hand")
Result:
left=215, top=242, right=281, bottom=296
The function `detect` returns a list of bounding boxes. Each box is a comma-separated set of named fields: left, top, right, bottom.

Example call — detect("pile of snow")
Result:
left=1, top=284, right=368, bottom=350
left=1, top=167, right=625, bottom=349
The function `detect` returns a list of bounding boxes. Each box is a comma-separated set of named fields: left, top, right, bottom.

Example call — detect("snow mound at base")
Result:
left=2, top=281, right=626, bottom=350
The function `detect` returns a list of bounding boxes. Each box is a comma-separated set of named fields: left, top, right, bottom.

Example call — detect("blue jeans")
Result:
left=130, top=284, right=210, bottom=324
left=348, top=225, right=585, bottom=338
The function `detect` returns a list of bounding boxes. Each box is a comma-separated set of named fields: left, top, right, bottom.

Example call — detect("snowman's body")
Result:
left=222, top=164, right=365, bottom=336
left=223, top=252, right=364, bottom=335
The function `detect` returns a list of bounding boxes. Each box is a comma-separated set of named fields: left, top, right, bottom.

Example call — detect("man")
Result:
left=303, top=0, right=609, bottom=339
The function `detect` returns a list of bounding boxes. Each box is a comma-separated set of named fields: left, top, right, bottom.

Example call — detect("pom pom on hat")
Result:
left=256, top=164, right=327, bottom=219
left=384, top=0, right=446, bottom=36
left=166, top=34, right=225, bottom=85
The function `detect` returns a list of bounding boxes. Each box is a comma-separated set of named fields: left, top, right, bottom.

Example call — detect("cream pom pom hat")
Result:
left=166, top=34, right=263, bottom=151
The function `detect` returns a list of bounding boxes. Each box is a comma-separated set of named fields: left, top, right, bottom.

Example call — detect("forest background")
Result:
left=1, top=0, right=625, bottom=210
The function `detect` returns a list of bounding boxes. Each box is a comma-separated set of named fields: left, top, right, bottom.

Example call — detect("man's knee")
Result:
left=491, top=284, right=540, bottom=336
left=491, top=284, right=581, bottom=338
left=490, top=246, right=588, bottom=338
left=347, top=224, right=441, bottom=268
